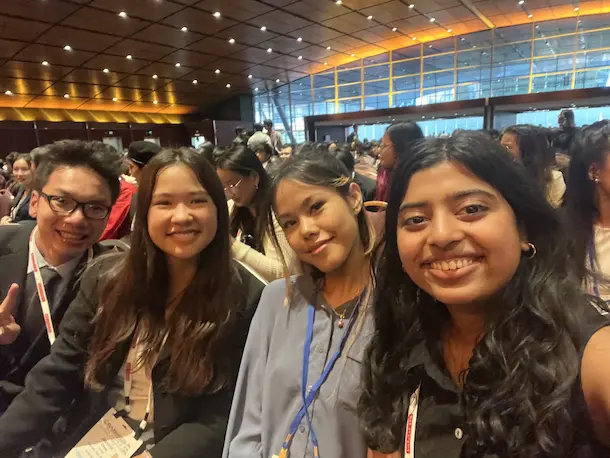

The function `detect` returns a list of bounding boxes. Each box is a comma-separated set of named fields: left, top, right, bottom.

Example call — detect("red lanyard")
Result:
left=29, top=227, right=93, bottom=345
left=404, top=384, right=421, bottom=458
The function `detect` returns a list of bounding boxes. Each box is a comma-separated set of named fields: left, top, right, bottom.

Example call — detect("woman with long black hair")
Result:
left=0, top=148, right=264, bottom=458
left=1, top=153, right=35, bottom=224
left=564, top=120, right=610, bottom=301
left=501, top=124, right=565, bottom=207
left=223, top=152, right=376, bottom=458
left=216, top=145, right=297, bottom=281
left=360, top=133, right=610, bottom=458
left=375, top=121, right=424, bottom=202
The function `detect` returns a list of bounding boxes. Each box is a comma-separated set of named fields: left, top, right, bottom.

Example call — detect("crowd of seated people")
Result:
left=1, top=112, right=610, bottom=458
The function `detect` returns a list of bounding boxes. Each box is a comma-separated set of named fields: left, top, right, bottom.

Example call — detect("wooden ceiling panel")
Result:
left=61, top=69, right=128, bottom=85
left=27, top=95, right=91, bottom=109
left=322, top=12, right=378, bottom=34
left=186, top=37, right=247, bottom=57
left=92, top=0, right=184, bottom=22
left=284, top=0, right=351, bottom=21
left=117, top=75, right=172, bottom=90
left=360, top=1, right=419, bottom=23
left=105, top=40, right=176, bottom=62
left=248, top=10, right=314, bottom=34
left=0, top=39, right=26, bottom=59
left=132, top=24, right=203, bottom=47
left=14, top=45, right=96, bottom=68
left=159, top=50, right=218, bottom=68
left=36, top=26, right=123, bottom=53
left=161, top=7, right=238, bottom=34
left=259, top=36, right=309, bottom=54
left=0, top=16, right=50, bottom=42
left=211, top=59, right=257, bottom=73
left=0, top=0, right=80, bottom=24
left=0, top=61, right=73, bottom=80
left=41, top=82, right=107, bottom=99
left=86, top=54, right=148, bottom=74
left=62, top=7, right=149, bottom=36
left=264, top=55, right=308, bottom=70
left=0, top=78, right=52, bottom=95
left=194, top=0, right=275, bottom=21
left=229, top=47, right=277, bottom=64
left=216, top=24, right=279, bottom=46
left=291, top=24, right=343, bottom=44
left=137, top=61, right=193, bottom=79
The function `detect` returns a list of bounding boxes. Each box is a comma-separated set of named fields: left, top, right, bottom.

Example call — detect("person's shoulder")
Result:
left=0, top=221, right=35, bottom=254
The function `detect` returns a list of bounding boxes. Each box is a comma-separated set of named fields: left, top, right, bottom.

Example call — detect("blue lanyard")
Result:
left=278, top=289, right=367, bottom=458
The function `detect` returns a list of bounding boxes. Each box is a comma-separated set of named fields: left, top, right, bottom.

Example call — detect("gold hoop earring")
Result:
left=525, top=242, right=537, bottom=260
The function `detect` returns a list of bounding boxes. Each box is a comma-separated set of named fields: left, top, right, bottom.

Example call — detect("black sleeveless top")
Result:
left=399, top=303, right=610, bottom=458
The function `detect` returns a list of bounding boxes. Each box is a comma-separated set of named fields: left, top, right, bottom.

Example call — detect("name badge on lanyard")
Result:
left=404, top=384, right=421, bottom=458
left=29, top=227, right=93, bottom=345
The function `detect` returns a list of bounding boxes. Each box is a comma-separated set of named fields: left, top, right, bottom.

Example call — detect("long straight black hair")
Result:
left=563, top=120, right=610, bottom=283
left=216, top=145, right=271, bottom=253
left=360, top=132, right=603, bottom=457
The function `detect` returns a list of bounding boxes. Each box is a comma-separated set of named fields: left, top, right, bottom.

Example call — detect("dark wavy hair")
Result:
left=360, top=133, right=600, bottom=457
left=86, top=148, right=238, bottom=396
left=501, top=124, right=555, bottom=191
left=563, top=120, right=610, bottom=283
left=216, top=144, right=271, bottom=253
left=385, top=120, right=424, bottom=164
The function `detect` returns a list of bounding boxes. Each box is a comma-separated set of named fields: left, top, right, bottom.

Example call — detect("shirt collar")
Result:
left=404, top=339, right=461, bottom=394
left=26, top=233, right=84, bottom=280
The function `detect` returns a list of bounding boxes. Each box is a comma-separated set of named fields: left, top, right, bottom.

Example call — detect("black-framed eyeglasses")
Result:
left=223, top=178, right=243, bottom=195
left=40, top=192, right=111, bottom=220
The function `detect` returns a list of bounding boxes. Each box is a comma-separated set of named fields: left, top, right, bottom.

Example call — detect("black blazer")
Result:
left=9, top=189, right=35, bottom=223
left=0, top=255, right=265, bottom=458
left=354, top=172, right=377, bottom=202
left=0, top=222, right=107, bottom=409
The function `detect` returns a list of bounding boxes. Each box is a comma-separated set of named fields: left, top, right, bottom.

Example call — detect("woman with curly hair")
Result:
left=360, top=132, right=610, bottom=458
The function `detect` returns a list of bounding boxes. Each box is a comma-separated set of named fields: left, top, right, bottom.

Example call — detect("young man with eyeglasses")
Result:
left=0, top=139, right=123, bottom=412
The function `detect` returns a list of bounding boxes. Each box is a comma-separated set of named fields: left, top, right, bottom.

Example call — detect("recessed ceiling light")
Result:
left=255, top=87, right=259, bottom=91
left=574, top=6, right=579, bottom=11
left=428, top=45, right=433, bottom=48
left=429, top=17, right=435, bottom=22
left=267, top=48, right=273, bottom=53
left=326, top=46, right=331, bottom=50
left=42, top=60, right=49, bottom=66
left=192, top=79, right=198, bottom=84
left=447, top=28, right=452, bottom=33
left=112, top=97, right=118, bottom=102
left=63, top=45, right=72, bottom=51
left=64, top=94, right=70, bottom=98
left=336, top=0, right=342, bottom=4
left=175, top=62, right=181, bottom=67
left=152, top=74, right=158, bottom=79
left=103, top=68, right=109, bottom=73
left=392, top=27, right=397, bottom=32
left=409, top=3, right=415, bottom=8
left=248, top=74, right=253, bottom=79
left=119, top=11, right=127, bottom=18
left=412, top=36, right=417, bottom=40
left=153, top=100, right=158, bottom=104
left=181, top=26, right=188, bottom=32
left=229, top=38, right=235, bottom=44
left=297, top=37, right=302, bottom=42
left=351, top=53, right=356, bottom=57
left=324, top=62, right=328, bottom=65
left=126, top=54, right=132, bottom=59
left=213, top=11, right=221, bottom=18
left=298, top=55, right=303, bottom=59
left=4, top=90, right=13, bottom=96
left=518, top=0, right=524, bottom=4
left=528, top=13, right=533, bottom=18
left=367, top=15, right=373, bottom=20
left=261, top=26, right=267, bottom=32
left=276, top=79, right=280, bottom=83
left=215, top=69, right=220, bottom=74
left=226, top=83, right=231, bottom=88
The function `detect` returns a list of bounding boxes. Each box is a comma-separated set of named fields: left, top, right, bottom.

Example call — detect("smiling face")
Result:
left=12, top=158, right=33, bottom=188
left=274, top=179, right=362, bottom=274
left=30, top=165, right=112, bottom=265
left=396, top=161, right=527, bottom=306
left=148, top=164, right=218, bottom=265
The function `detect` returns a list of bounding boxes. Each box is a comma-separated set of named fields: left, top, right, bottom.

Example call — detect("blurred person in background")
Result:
left=264, top=119, right=284, bottom=156
left=247, top=123, right=272, bottom=152
left=280, top=145, right=293, bottom=161
left=347, top=124, right=359, bottom=144
left=0, top=140, right=123, bottom=413
left=376, top=121, right=424, bottom=202
left=554, top=109, right=579, bottom=155
left=0, top=148, right=264, bottom=458
left=232, top=126, right=248, bottom=146
left=216, top=145, right=298, bottom=282
left=251, top=141, right=280, bottom=174
left=1, top=154, right=35, bottom=225
left=501, top=124, right=565, bottom=207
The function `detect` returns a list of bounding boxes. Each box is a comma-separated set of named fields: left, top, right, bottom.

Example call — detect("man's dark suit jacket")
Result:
left=0, top=221, right=106, bottom=411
